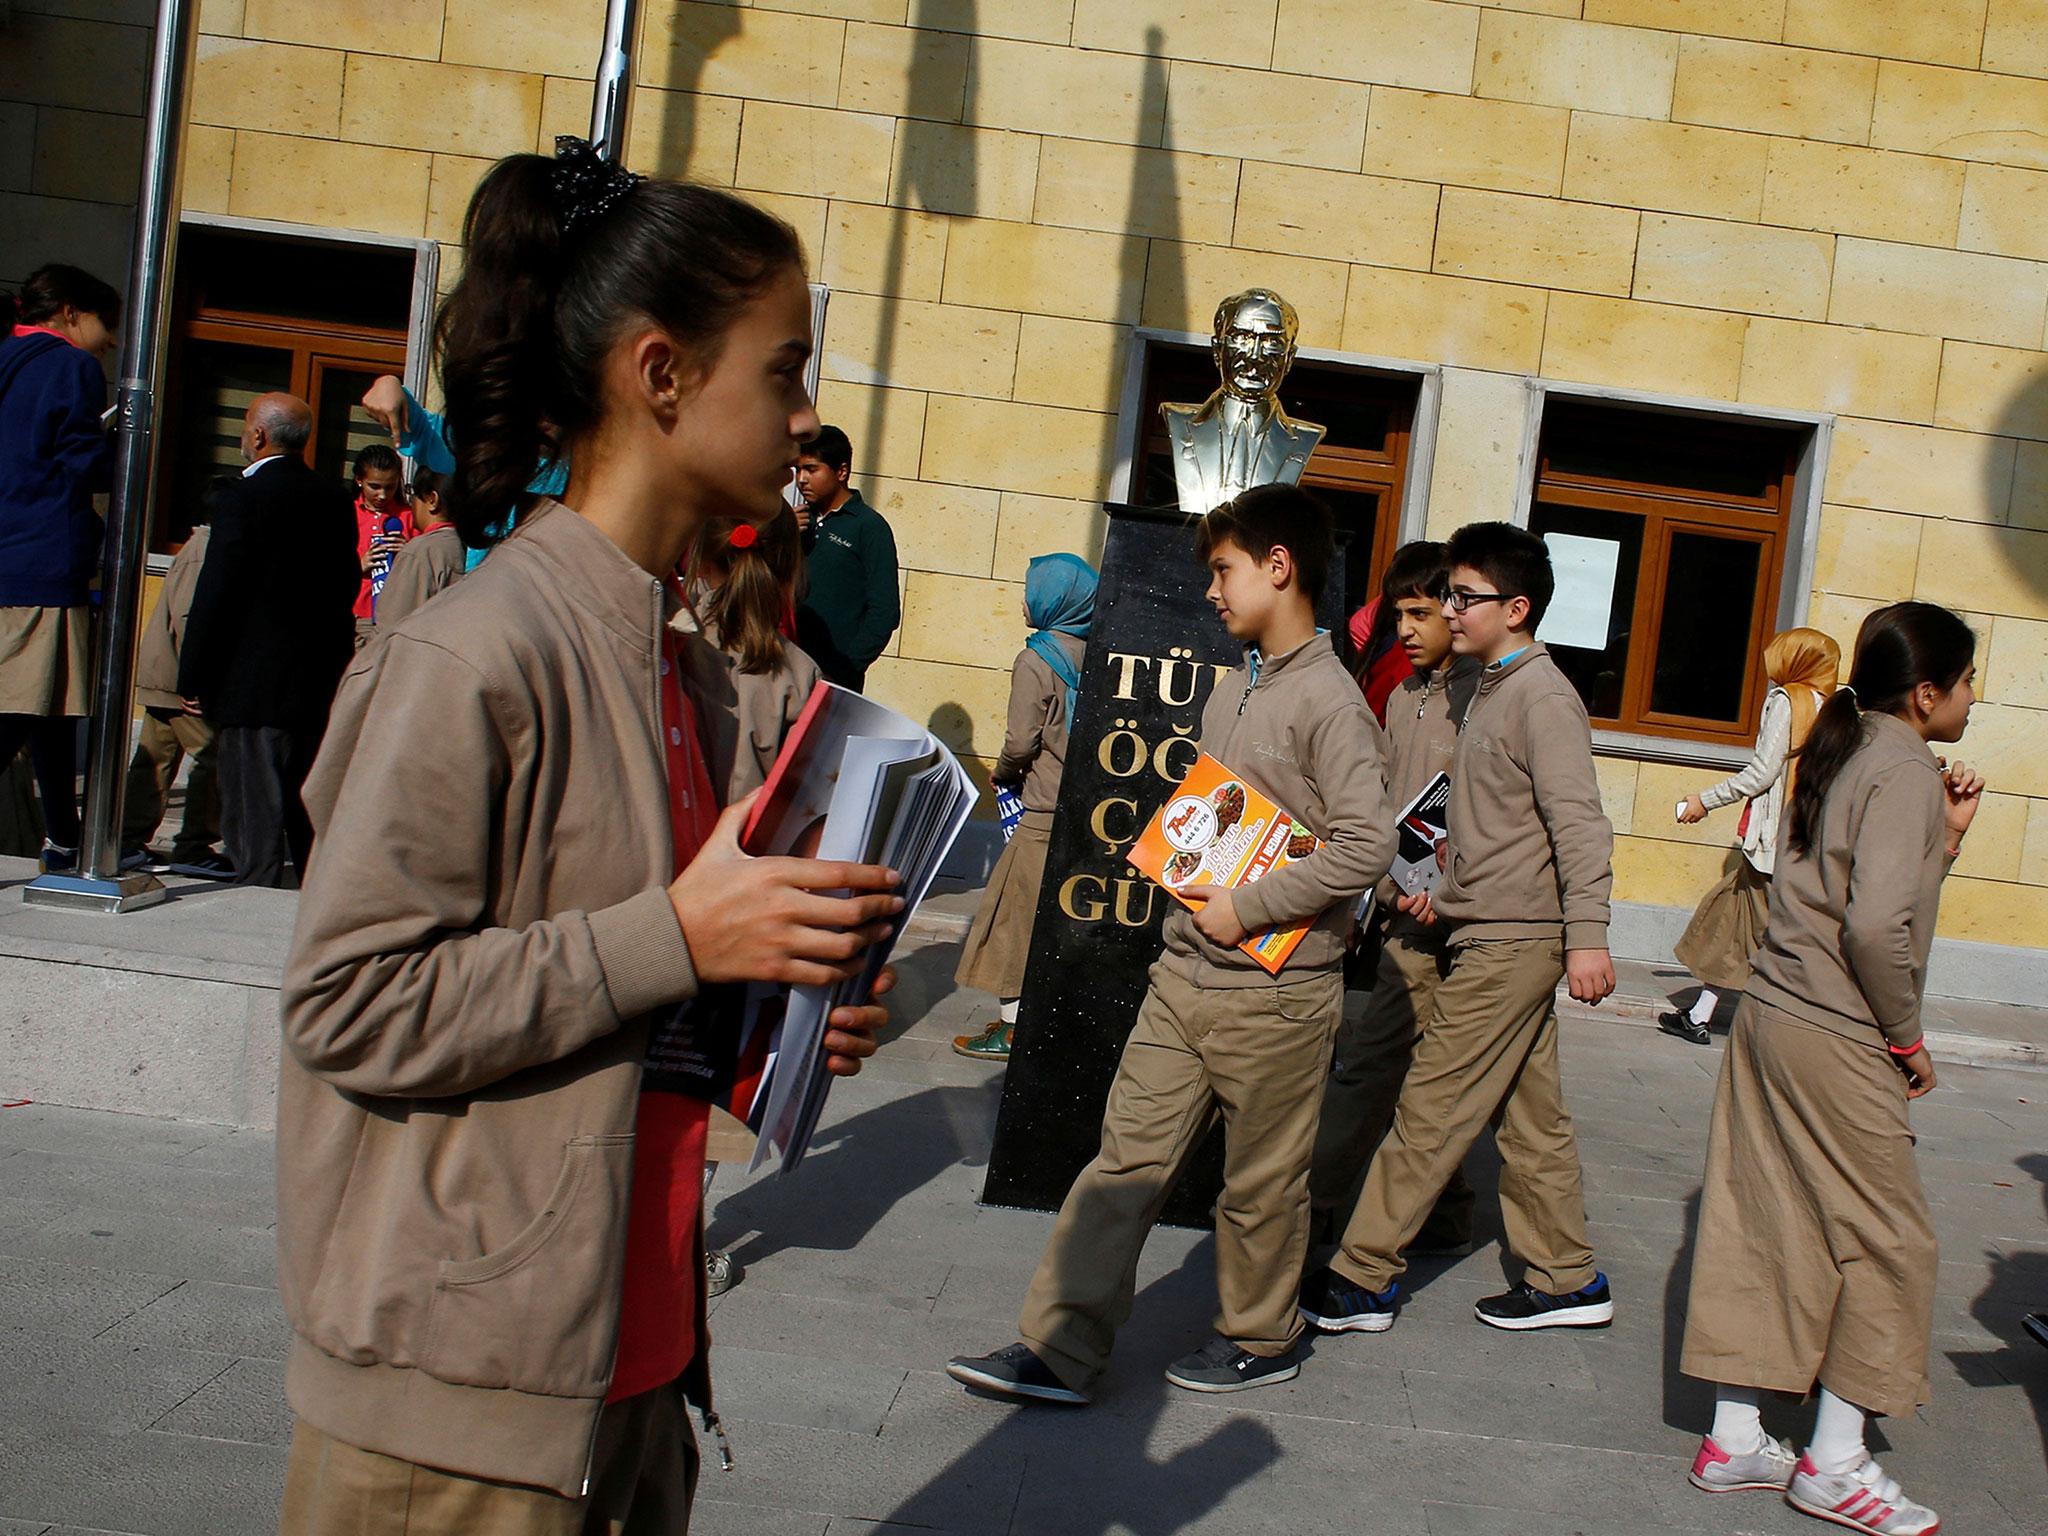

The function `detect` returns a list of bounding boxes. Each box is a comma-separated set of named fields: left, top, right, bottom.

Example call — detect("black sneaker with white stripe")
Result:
left=1163, top=1335, right=1300, bottom=1393
left=1474, top=1272, right=1613, bottom=1330
left=945, top=1342, right=1089, bottom=1404
left=1298, top=1266, right=1400, bottom=1333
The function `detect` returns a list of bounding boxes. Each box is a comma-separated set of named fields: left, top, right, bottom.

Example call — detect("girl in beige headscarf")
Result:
left=1662, top=628, right=1841, bottom=1043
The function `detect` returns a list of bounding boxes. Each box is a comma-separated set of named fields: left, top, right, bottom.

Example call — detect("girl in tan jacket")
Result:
left=951, top=552, right=1096, bottom=1060
left=276, top=143, right=906, bottom=1533
left=1679, top=601, right=1983, bottom=1536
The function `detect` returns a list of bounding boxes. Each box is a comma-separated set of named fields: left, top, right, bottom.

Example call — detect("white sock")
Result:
left=999, top=997, right=1020, bottom=1024
left=1808, top=1387, right=1868, bottom=1474
left=1689, top=988, right=1719, bottom=1026
left=1710, top=1384, right=1765, bottom=1454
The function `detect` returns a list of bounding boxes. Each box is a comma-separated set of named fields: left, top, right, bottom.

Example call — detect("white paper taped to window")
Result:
left=1539, top=531, right=1622, bottom=651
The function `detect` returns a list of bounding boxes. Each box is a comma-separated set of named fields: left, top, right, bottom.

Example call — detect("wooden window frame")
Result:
left=1527, top=395, right=1813, bottom=751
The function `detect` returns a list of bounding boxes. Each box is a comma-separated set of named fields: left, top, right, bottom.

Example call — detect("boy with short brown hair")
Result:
left=948, top=483, right=1394, bottom=1402
left=1302, top=520, right=1617, bottom=1337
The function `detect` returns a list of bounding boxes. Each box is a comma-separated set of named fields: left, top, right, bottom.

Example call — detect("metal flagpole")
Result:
left=23, top=0, right=198, bottom=913
left=588, top=0, right=644, bottom=164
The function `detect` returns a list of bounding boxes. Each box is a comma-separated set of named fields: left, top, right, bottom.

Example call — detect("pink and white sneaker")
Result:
left=1688, top=1433, right=1799, bottom=1492
left=1785, top=1455, right=1941, bottom=1535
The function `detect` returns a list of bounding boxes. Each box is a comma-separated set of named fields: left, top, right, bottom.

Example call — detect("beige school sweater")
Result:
left=1747, top=712, right=1948, bottom=1052
left=134, top=524, right=210, bottom=710
left=373, top=523, right=466, bottom=632
left=995, top=635, right=1083, bottom=814
left=1158, top=630, right=1395, bottom=988
left=1377, top=654, right=1481, bottom=914
left=1433, top=642, right=1614, bottom=951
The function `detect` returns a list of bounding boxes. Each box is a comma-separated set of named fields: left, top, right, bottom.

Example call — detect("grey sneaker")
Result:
left=1689, top=1432, right=1799, bottom=1493
left=1784, top=1455, right=1939, bottom=1534
left=1163, top=1336, right=1300, bottom=1394
left=946, top=1342, right=1088, bottom=1405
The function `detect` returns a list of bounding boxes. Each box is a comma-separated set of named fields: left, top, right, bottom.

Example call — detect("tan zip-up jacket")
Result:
left=372, top=522, right=466, bottom=633
left=134, top=524, right=209, bottom=709
left=1158, top=630, right=1394, bottom=989
left=673, top=608, right=822, bottom=802
left=1377, top=653, right=1481, bottom=915
left=1433, top=642, right=1614, bottom=950
left=995, top=635, right=1083, bottom=814
left=277, top=502, right=711, bottom=1498
left=1747, top=711, right=1949, bottom=1052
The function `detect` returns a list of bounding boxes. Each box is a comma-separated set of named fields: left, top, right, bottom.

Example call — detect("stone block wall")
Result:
left=6, top=0, right=2046, bottom=945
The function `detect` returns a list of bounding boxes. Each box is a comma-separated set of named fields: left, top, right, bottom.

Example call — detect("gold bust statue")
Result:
left=1160, top=288, right=1327, bottom=516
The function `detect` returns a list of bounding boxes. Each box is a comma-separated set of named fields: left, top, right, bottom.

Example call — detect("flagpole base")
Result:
left=21, top=871, right=169, bottom=914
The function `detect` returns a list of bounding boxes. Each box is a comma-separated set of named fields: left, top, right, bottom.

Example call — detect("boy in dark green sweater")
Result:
left=793, top=424, right=900, bottom=692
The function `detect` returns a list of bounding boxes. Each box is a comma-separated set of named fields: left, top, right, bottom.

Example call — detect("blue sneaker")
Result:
left=38, top=840, right=76, bottom=875
left=1475, top=1272, right=1614, bottom=1331
left=1298, top=1266, right=1400, bottom=1333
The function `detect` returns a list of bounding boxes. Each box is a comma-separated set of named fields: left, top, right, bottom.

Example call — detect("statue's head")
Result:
left=1210, top=288, right=1299, bottom=405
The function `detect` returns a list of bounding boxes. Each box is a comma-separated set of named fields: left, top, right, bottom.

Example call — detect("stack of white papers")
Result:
left=739, top=683, right=978, bottom=1172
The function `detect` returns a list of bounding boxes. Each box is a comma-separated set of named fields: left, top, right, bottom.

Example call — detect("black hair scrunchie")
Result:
left=550, top=135, right=644, bottom=232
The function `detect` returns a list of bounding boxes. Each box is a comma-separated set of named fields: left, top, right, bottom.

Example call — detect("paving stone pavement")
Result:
left=1, top=929, right=2043, bottom=1535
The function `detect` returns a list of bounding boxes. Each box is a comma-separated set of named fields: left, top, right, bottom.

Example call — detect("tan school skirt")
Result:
left=1674, top=854, right=1770, bottom=992
left=1680, top=995, right=1935, bottom=1419
left=955, top=810, right=1054, bottom=999
left=0, top=606, right=93, bottom=716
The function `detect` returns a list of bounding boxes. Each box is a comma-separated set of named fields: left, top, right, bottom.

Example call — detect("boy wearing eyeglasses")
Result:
left=1301, top=520, right=1618, bottom=1337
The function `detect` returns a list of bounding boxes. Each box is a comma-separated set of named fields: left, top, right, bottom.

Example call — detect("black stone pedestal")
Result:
left=981, top=502, right=1347, bottom=1226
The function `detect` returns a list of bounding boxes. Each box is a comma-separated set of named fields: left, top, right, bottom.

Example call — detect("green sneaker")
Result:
left=952, top=1022, right=1014, bottom=1061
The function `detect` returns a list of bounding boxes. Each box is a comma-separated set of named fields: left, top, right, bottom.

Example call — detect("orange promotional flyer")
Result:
left=1126, top=752, right=1321, bottom=975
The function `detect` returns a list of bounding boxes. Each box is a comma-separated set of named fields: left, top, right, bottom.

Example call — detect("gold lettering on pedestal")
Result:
left=1059, top=873, right=1109, bottom=922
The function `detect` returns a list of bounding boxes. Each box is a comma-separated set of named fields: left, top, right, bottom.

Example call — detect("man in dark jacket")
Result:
left=793, top=425, right=900, bottom=692
left=179, top=393, right=357, bottom=887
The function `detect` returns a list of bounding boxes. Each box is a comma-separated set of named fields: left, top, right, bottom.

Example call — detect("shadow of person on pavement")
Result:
left=707, top=1073, right=1006, bottom=1272
left=886, top=1239, right=1284, bottom=1536
left=1947, top=1150, right=2048, bottom=1462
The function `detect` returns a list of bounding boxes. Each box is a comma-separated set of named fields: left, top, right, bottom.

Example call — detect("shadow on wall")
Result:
left=1987, top=375, right=2048, bottom=609
left=931, top=701, right=1003, bottom=882
left=861, top=0, right=974, bottom=473
left=637, top=3, right=742, bottom=175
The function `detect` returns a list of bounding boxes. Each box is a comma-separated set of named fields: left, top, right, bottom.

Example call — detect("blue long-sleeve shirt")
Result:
left=396, top=386, right=568, bottom=570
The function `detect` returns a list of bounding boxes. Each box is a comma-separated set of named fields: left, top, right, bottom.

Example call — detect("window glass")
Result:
left=1650, top=531, right=1762, bottom=724
left=1528, top=501, right=1643, bottom=723
left=165, top=340, right=294, bottom=544
left=1542, top=400, right=1788, bottom=504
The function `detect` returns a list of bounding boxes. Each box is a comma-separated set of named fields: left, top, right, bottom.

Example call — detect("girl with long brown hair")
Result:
left=1678, top=602, right=1984, bottom=1536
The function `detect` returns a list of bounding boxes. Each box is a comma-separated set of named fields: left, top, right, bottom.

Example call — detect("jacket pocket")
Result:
left=422, top=1133, right=633, bottom=1397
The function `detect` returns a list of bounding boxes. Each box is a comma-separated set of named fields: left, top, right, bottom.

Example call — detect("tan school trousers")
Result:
left=1019, top=960, right=1343, bottom=1392
left=278, top=1379, right=698, bottom=1536
left=120, top=709, right=219, bottom=861
left=1332, top=935, right=1596, bottom=1296
left=1309, top=921, right=1475, bottom=1250
left=1680, top=996, right=1935, bottom=1420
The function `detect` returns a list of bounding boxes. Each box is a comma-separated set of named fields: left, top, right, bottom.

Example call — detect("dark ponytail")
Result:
left=1786, top=601, right=1975, bottom=856
left=434, top=152, right=805, bottom=551
left=6, top=263, right=123, bottom=335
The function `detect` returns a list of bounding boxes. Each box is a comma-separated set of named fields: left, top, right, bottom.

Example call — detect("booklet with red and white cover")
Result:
left=678, top=682, right=978, bottom=1172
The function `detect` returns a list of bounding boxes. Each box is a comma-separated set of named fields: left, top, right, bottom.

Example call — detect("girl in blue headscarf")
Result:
left=952, top=552, right=1098, bottom=1061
